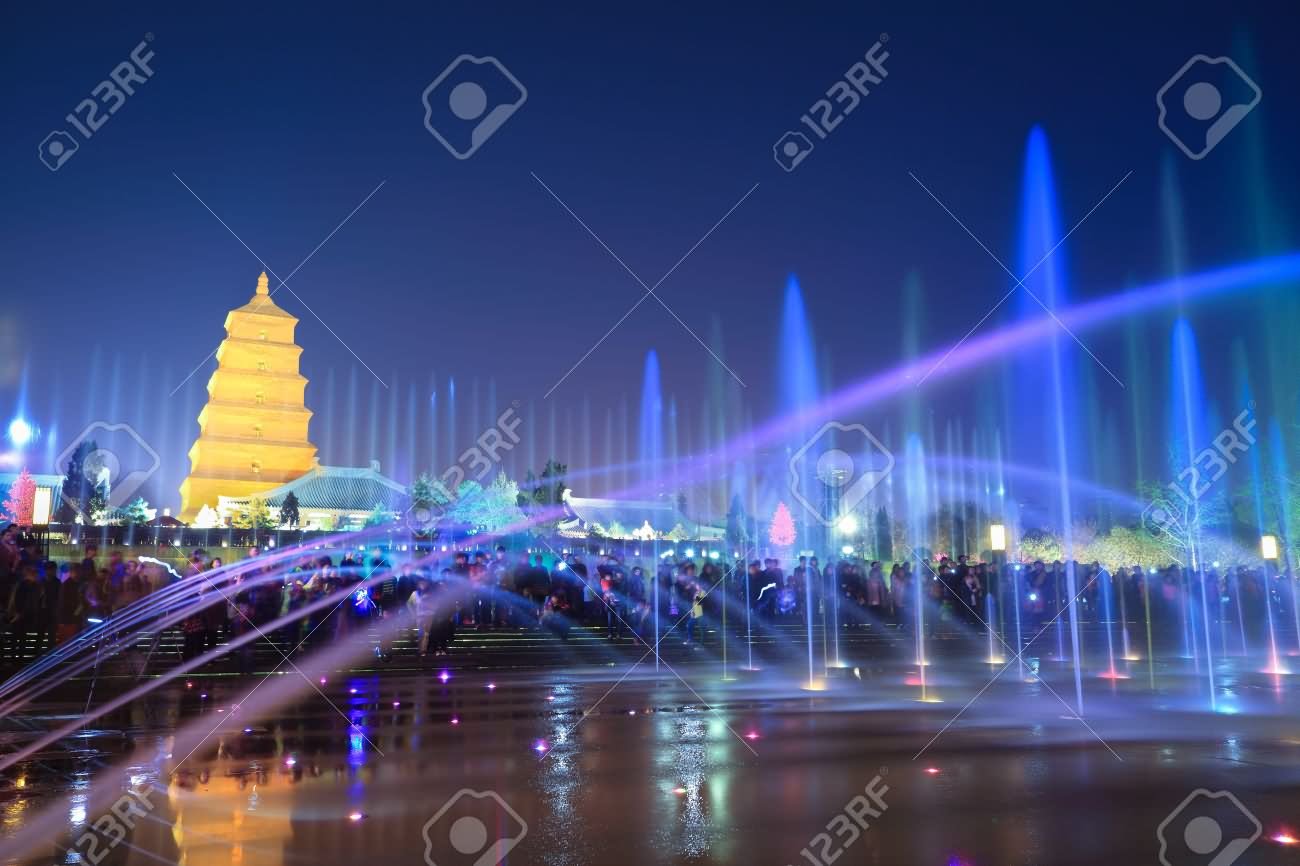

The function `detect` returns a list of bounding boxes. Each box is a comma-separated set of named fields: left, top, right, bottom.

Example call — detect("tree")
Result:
left=56, top=440, right=96, bottom=522
left=450, top=472, right=525, bottom=533
left=1018, top=528, right=1063, bottom=563
left=411, top=472, right=453, bottom=510
left=124, top=496, right=151, bottom=526
left=364, top=503, right=391, bottom=527
left=665, top=523, right=691, bottom=543
left=192, top=504, right=221, bottom=529
left=88, top=480, right=110, bottom=525
left=280, top=491, right=301, bottom=528
left=233, top=497, right=278, bottom=530
left=769, top=502, right=797, bottom=548
left=873, top=506, right=893, bottom=561
left=2, top=467, right=36, bottom=526
left=520, top=459, right=567, bottom=513
left=725, top=494, right=750, bottom=552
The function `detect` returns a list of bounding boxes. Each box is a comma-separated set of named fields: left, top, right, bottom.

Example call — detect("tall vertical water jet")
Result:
left=1016, top=126, right=1085, bottom=713
left=638, top=350, right=664, bottom=496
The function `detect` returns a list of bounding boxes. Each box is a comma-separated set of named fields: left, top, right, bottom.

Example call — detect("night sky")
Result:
left=2, top=2, right=1297, bottom=510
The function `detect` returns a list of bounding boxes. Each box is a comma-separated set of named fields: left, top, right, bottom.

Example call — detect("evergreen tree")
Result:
left=88, top=480, right=110, bottom=525
left=726, top=494, right=750, bottom=552
left=769, top=502, right=797, bottom=548
left=124, top=496, right=151, bottom=526
left=280, top=491, right=301, bottom=528
left=56, top=440, right=97, bottom=521
left=874, top=506, right=893, bottom=561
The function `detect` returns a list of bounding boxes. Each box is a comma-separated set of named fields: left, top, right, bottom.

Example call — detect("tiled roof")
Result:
left=225, top=462, right=407, bottom=511
left=564, top=495, right=721, bottom=539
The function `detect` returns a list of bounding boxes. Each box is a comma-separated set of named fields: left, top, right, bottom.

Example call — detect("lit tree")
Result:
left=280, top=491, right=301, bottom=528
left=411, top=472, right=453, bottom=510
left=124, top=496, right=151, bottom=526
left=449, top=472, right=524, bottom=533
left=88, top=480, right=110, bottom=525
left=363, top=503, right=391, bottom=527
left=233, top=497, right=278, bottom=530
left=2, top=467, right=36, bottom=526
left=769, top=501, right=796, bottom=548
left=193, top=504, right=221, bottom=529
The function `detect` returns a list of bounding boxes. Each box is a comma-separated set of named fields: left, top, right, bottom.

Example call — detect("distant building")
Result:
left=557, top=490, right=723, bottom=542
left=218, top=460, right=406, bottom=531
left=179, top=273, right=318, bottom=521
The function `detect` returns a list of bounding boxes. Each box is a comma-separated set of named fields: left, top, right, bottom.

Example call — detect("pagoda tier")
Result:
left=178, top=273, right=319, bottom=521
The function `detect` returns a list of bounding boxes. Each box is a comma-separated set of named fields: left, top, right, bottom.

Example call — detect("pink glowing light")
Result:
left=285, top=757, right=296, bottom=766
left=450, top=717, right=460, bottom=725
left=319, top=678, right=327, bottom=685
left=348, top=811, right=364, bottom=822
left=438, top=671, right=450, bottom=683
left=392, top=701, right=400, bottom=707
left=1272, top=832, right=1299, bottom=846
left=534, top=740, right=548, bottom=753
left=486, top=683, right=496, bottom=691
left=745, top=732, right=760, bottom=740
left=924, top=767, right=941, bottom=775
left=349, top=688, right=358, bottom=694
left=185, top=681, right=193, bottom=689
left=1097, top=669, right=1130, bottom=680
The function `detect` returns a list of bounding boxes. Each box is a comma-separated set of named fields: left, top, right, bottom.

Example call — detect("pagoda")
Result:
left=178, top=273, right=318, bottom=521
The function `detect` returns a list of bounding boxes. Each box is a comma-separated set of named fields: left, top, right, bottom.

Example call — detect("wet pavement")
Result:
left=3, top=648, right=1300, bottom=866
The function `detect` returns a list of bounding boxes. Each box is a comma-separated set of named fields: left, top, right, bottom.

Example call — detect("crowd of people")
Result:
left=2, top=521, right=1297, bottom=669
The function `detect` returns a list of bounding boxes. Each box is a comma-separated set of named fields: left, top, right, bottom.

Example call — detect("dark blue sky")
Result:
left=2, top=2, right=1296, bottom=508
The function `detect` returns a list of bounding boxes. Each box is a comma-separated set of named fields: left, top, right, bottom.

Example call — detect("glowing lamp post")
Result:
left=1261, top=534, right=1279, bottom=561
left=990, top=524, right=1007, bottom=553
left=31, top=487, right=52, bottom=558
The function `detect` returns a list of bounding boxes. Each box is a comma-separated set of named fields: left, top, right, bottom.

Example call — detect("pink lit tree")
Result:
left=768, top=501, right=797, bottom=548
left=2, top=467, right=37, bottom=527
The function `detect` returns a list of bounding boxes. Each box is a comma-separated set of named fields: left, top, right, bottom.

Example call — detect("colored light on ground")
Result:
left=487, top=683, right=496, bottom=690
left=320, top=678, right=327, bottom=684
left=1097, top=669, right=1130, bottom=680
left=243, top=727, right=253, bottom=733
left=534, top=740, right=548, bottom=753
left=1121, top=655, right=1141, bottom=662
left=7, top=418, right=33, bottom=447
left=672, top=787, right=687, bottom=795
left=547, top=695, right=555, bottom=701
left=392, top=701, right=400, bottom=707
left=924, top=767, right=941, bottom=775
left=1272, top=833, right=1299, bottom=845
left=349, top=688, right=358, bottom=694
left=200, top=694, right=208, bottom=699
left=627, top=709, right=636, bottom=715
left=745, top=732, right=760, bottom=740
left=917, top=697, right=944, bottom=703
left=185, top=681, right=193, bottom=688
left=438, top=671, right=450, bottom=682
left=801, top=679, right=827, bottom=692
left=985, top=656, right=1006, bottom=664
left=450, top=717, right=459, bottom=724
left=1027, top=592, right=1038, bottom=601
left=904, top=676, right=923, bottom=686
left=348, top=812, right=364, bottom=822
left=285, top=757, right=296, bottom=766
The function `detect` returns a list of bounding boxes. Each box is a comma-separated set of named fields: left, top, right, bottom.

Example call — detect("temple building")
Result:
left=178, top=273, right=319, bottom=522
left=218, top=460, right=407, bottom=531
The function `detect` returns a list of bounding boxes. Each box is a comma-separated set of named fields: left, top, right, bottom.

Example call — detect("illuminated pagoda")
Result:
left=178, top=273, right=318, bottom=522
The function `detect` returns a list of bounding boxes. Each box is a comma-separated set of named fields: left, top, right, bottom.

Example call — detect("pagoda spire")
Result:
left=256, top=271, right=270, bottom=295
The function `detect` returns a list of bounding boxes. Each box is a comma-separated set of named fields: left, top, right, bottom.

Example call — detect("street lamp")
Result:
left=7, top=418, right=33, bottom=447
left=1261, top=534, right=1279, bottom=561
left=990, top=524, right=1007, bottom=553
